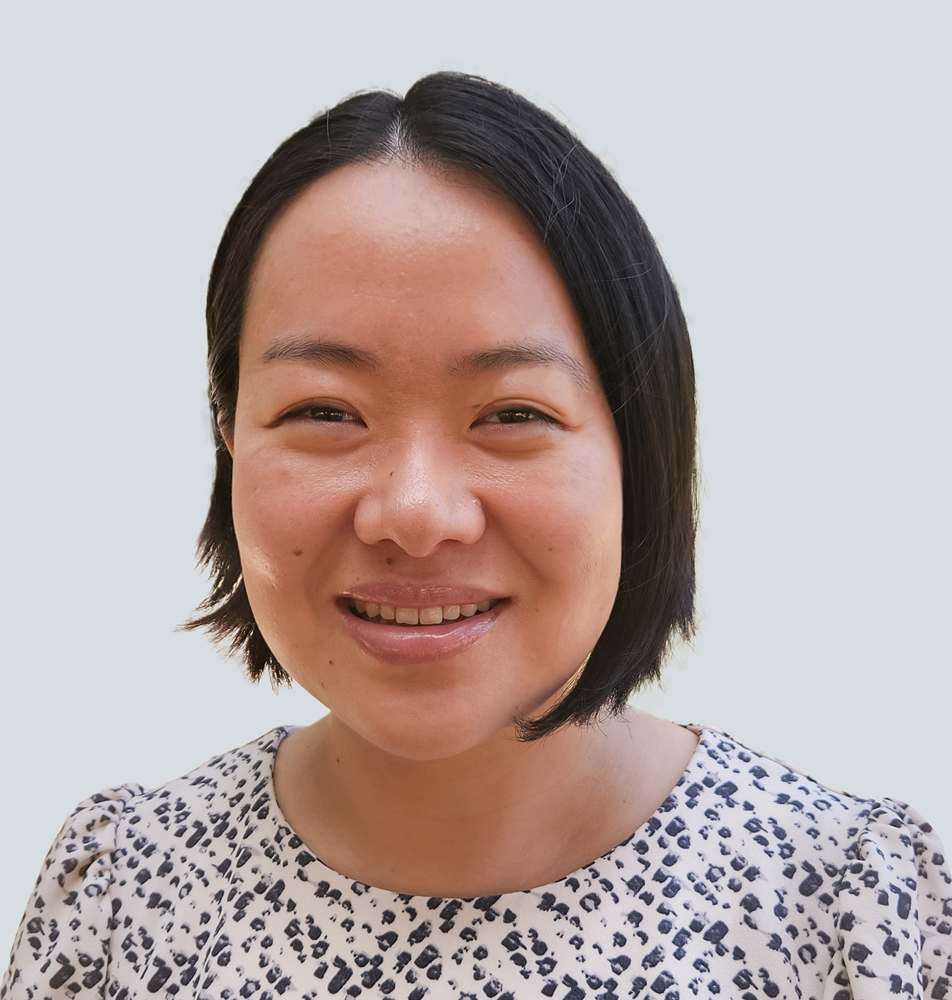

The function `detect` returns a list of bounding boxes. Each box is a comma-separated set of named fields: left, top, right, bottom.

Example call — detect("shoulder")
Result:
left=71, top=726, right=289, bottom=859
left=1, top=783, right=144, bottom=999
left=95, top=725, right=291, bottom=887
left=686, top=726, right=949, bottom=840
left=680, top=726, right=899, bottom=836
left=677, top=727, right=952, bottom=997
left=837, top=796, right=951, bottom=996
left=681, top=726, right=948, bottom=882
left=2, top=728, right=290, bottom=1000
left=118, top=725, right=287, bottom=825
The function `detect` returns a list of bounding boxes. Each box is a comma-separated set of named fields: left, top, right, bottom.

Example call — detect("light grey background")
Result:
left=2, top=1, right=949, bottom=946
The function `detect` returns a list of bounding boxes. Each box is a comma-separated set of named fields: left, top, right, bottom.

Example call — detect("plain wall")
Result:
left=1, top=1, right=949, bottom=946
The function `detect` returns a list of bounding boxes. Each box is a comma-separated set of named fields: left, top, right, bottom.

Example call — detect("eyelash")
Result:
left=480, top=406, right=556, bottom=426
left=280, top=404, right=558, bottom=428
left=284, top=404, right=359, bottom=424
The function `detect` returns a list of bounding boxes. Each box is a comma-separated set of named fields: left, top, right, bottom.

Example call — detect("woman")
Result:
left=4, top=73, right=949, bottom=1000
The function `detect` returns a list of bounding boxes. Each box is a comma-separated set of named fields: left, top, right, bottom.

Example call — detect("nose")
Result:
left=353, top=439, right=486, bottom=557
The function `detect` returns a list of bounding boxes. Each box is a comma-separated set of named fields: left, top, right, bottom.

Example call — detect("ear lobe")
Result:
left=218, top=414, right=236, bottom=457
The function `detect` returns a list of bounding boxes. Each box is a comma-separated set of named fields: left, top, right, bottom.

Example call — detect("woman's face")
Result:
left=227, top=162, right=623, bottom=760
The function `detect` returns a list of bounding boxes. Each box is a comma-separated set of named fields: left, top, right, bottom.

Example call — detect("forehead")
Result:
left=253, top=160, right=544, bottom=286
left=242, top=161, right=592, bottom=370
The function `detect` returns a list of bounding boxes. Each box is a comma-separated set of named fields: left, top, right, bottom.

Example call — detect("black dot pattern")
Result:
left=4, top=728, right=950, bottom=999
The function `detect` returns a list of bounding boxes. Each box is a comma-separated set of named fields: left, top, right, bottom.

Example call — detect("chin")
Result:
left=334, top=694, right=521, bottom=762
left=340, top=675, right=576, bottom=762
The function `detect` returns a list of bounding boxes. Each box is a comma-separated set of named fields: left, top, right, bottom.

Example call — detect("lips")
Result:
left=338, top=595, right=506, bottom=665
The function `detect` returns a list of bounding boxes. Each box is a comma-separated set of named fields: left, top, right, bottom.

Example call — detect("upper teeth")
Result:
left=351, top=600, right=494, bottom=624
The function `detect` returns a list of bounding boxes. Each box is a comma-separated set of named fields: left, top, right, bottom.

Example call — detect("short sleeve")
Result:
left=2, top=785, right=143, bottom=1000
left=827, top=798, right=952, bottom=1000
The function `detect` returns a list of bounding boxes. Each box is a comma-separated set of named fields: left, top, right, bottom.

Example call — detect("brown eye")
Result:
left=483, top=407, right=552, bottom=425
left=306, top=406, right=352, bottom=422
left=282, top=404, right=359, bottom=424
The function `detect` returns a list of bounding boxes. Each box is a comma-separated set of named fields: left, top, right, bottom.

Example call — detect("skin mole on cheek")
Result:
left=294, top=550, right=303, bottom=556
left=386, top=558, right=393, bottom=565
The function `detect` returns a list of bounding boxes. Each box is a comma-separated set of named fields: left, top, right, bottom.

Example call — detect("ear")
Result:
left=218, top=413, right=236, bottom=457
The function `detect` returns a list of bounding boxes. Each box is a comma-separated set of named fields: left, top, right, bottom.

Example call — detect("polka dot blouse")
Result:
left=4, top=727, right=950, bottom=999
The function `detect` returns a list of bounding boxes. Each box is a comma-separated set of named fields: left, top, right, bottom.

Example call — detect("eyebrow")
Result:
left=259, top=336, right=381, bottom=373
left=449, top=341, right=590, bottom=391
left=259, top=335, right=589, bottom=390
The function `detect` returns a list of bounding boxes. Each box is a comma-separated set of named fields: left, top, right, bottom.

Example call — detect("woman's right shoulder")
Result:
left=1, top=782, right=145, bottom=1000
left=2, top=727, right=290, bottom=1000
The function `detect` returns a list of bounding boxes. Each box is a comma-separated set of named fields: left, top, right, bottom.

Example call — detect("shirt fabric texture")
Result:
left=4, top=726, right=950, bottom=1000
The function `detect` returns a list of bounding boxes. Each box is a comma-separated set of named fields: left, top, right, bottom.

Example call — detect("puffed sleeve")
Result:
left=826, top=799, right=952, bottom=1000
left=2, top=785, right=143, bottom=1000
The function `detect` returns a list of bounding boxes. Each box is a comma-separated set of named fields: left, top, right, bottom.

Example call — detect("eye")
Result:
left=280, top=403, right=361, bottom=424
left=305, top=406, right=354, bottom=422
left=481, top=406, right=556, bottom=425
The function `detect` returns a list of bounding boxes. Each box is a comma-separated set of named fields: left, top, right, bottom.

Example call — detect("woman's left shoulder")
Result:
left=688, top=727, right=952, bottom=998
left=831, top=795, right=951, bottom=997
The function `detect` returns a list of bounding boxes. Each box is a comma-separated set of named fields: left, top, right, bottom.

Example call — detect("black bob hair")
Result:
left=186, top=72, right=697, bottom=740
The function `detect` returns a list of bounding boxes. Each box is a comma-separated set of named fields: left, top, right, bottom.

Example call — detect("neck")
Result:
left=273, top=709, right=697, bottom=898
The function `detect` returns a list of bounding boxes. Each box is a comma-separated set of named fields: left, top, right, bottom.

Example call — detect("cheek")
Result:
left=499, top=439, right=623, bottom=599
left=230, top=445, right=361, bottom=574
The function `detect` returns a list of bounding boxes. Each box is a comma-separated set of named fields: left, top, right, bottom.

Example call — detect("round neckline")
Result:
left=257, top=722, right=714, bottom=902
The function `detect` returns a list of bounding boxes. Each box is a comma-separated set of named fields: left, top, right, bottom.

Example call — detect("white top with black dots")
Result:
left=4, top=727, right=950, bottom=1000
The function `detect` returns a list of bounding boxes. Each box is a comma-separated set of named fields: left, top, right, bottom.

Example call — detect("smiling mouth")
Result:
left=348, top=599, right=500, bottom=625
